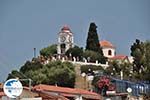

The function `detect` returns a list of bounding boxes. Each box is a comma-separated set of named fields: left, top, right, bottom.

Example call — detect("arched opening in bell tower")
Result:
left=60, top=44, right=66, bottom=54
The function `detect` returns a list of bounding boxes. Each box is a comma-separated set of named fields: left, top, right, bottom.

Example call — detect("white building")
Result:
left=57, top=25, right=74, bottom=54
left=100, top=40, right=132, bottom=64
left=100, top=40, right=116, bottom=58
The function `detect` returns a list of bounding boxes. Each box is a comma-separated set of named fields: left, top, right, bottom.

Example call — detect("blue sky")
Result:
left=0, top=0, right=150, bottom=81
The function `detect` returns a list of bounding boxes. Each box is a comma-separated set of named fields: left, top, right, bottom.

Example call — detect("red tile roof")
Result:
left=100, top=40, right=115, bottom=48
left=110, top=55, right=128, bottom=60
left=61, top=25, right=70, bottom=31
left=33, top=84, right=102, bottom=100
left=33, top=84, right=78, bottom=94
left=60, top=25, right=73, bottom=35
left=38, top=91, right=69, bottom=100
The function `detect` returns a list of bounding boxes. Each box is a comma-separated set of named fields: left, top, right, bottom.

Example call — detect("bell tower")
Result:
left=57, top=25, right=74, bottom=54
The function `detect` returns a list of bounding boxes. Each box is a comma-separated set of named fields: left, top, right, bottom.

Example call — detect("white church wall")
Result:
left=102, top=48, right=115, bottom=58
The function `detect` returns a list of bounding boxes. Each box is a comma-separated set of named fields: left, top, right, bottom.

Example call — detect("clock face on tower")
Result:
left=60, top=36, right=66, bottom=42
left=69, top=36, right=72, bottom=42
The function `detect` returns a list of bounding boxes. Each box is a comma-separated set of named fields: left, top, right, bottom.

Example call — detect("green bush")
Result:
left=8, top=61, right=75, bottom=88
left=80, top=65, right=104, bottom=74
left=40, top=44, right=57, bottom=57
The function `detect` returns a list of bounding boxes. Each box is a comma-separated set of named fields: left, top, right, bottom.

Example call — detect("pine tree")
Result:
left=86, top=22, right=106, bottom=63
left=86, top=23, right=99, bottom=51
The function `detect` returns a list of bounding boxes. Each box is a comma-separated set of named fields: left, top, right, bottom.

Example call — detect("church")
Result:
left=99, top=40, right=130, bottom=63
left=57, top=25, right=131, bottom=63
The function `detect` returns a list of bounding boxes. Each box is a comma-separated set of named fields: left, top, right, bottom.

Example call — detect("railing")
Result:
left=70, top=61, right=109, bottom=69
left=111, top=77, right=150, bottom=96
left=42, top=56, right=109, bottom=69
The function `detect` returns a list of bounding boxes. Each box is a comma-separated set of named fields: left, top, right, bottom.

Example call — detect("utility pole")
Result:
left=33, top=48, right=36, bottom=58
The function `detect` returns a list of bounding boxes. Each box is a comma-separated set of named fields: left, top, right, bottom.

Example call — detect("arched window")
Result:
left=108, top=50, right=112, bottom=56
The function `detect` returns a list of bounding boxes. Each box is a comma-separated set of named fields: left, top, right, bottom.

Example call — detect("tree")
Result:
left=65, top=46, right=83, bottom=61
left=7, top=70, right=24, bottom=80
left=130, top=39, right=144, bottom=73
left=130, top=39, right=150, bottom=81
left=83, top=50, right=101, bottom=62
left=86, top=22, right=106, bottom=63
left=105, top=61, right=132, bottom=80
left=20, top=59, right=43, bottom=74
left=7, top=70, right=32, bottom=86
left=45, top=61, right=75, bottom=87
left=86, top=23, right=100, bottom=52
left=40, top=44, right=57, bottom=57
left=142, top=40, right=150, bottom=80
left=8, top=60, right=75, bottom=87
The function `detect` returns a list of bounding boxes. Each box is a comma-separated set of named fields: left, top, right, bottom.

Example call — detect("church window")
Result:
left=108, top=50, right=112, bottom=56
